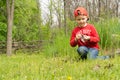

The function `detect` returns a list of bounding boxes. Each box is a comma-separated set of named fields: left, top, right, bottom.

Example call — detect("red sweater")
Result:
left=70, top=24, right=100, bottom=49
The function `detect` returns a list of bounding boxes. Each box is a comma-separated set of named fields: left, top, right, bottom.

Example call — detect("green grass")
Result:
left=94, top=18, right=120, bottom=50
left=0, top=53, right=120, bottom=80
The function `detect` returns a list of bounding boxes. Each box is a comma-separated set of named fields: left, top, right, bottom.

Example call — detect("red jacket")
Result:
left=70, top=24, right=100, bottom=49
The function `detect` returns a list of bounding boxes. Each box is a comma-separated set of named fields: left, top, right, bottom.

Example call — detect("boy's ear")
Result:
left=87, top=18, right=89, bottom=21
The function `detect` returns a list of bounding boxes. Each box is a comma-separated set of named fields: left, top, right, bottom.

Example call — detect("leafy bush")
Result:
left=0, top=22, right=7, bottom=41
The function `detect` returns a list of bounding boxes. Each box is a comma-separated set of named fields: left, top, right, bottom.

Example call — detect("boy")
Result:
left=70, top=7, right=108, bottom=60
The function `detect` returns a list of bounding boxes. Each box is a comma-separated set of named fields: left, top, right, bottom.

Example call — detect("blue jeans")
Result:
left=77, top=46, right=98, bottom=59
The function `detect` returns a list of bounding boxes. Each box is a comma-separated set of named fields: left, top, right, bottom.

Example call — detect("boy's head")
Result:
left=74, top=7, right=89, bottom=27
left=74, top=7, right=89, bottom=18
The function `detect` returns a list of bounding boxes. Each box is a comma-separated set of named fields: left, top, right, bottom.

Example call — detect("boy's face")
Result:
left=75, top=15, right=88, bottom=27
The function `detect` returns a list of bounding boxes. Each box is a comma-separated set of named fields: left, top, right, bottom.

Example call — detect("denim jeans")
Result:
left=77, top=46, right=98, bottom=59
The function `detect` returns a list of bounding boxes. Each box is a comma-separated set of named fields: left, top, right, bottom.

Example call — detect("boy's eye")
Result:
left=77, top=18, right=85, bottom=21
left=77, top=19, right=81, bottom=21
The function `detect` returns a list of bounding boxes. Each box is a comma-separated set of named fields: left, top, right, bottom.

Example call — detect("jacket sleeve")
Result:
left=89, top=25, right=100, bottom=43
left=70, top=31, right=77, bottom=47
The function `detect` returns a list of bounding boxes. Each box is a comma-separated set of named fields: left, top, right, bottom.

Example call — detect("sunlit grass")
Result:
left=0, top=53, right=120, bottom=80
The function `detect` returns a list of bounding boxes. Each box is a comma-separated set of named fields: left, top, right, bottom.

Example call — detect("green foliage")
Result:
left=42, top=28, right=77, bottom=58
left=39, top=24, right=51, bottom=40
left=0, top=22, right=7, bottom=41
left=0, top=0, right=7, bottom=41
left=13, top=0, right=42, bottom=41
left=0, top=0, right=42, bottom=42
left=0, top=0, right=6, bottom=17
left=66, top=18, right=76, bottom=35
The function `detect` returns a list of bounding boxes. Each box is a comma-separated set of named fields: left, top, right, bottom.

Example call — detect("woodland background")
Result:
left=0, top=0, right=120, bottom=56
left=0, top=0, right=120, bottom=79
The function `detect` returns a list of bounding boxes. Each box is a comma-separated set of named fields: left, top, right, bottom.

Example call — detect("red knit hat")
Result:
left=74, top=7, right=88, bottom=17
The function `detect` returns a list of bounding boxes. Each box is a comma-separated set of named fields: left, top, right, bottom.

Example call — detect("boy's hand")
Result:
left=83, top=35, right=90, bottom=41
left=76, top=33, right=82, bottom=40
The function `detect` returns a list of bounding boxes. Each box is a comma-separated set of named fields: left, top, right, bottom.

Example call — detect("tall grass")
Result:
left=94, top=18, right=120, bottom=50
left=42, top=28, right=77, bottom=58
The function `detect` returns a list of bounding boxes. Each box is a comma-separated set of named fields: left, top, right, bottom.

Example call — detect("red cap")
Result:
left=74, top=7, right=88, bottom=17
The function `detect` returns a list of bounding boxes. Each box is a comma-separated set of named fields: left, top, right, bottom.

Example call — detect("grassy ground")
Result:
left=0, top=53, right=120, bottom=80
left=0, top=18, right=119, bottom=80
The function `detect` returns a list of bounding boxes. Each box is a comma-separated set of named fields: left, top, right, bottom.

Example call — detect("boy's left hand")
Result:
left=83, top=35, right=90, bottom=41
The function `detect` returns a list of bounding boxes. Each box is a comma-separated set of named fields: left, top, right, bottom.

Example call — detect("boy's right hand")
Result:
left=75, top=33, right=82, bottom=40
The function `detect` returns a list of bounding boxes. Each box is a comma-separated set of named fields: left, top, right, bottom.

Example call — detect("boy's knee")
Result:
left=89, top=54, right=98, bottom=59
left=77, top=46, right=88, bottom=55
left=89, top=49, right=98, bottom=59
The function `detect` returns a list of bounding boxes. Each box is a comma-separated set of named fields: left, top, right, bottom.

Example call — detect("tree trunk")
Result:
left=6, top=0, right=14, bottom=56
left=118, top=2, right=120, bottom=18
left=64, top=0, right=67, bottom=35
left=36, top=0, right=42, bottom=40
left=98, top=0, right=101, bottom=17
left=116, top=0, right=119, bottom=17
left=49, top=0, right=53, bottom=27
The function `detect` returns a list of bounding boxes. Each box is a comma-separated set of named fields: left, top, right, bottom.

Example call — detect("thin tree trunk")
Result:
left=36, top=0, right=42, bottom=40
left=6, top=0, right=14, bottom=56
left=58, top=13, right=61, bottom=28
left=116, top=0, right=119, bottom=17
left=98, top=0, right=101, bottom=17
left=88, top=1, right=91, bottom=20
left=93, top=0, right=95, bottom=20
left=64, top=0, right=67, bottom=35
left=49, top=0, right=53, bottom=27
left=118, top=1, right=120, bottom=18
